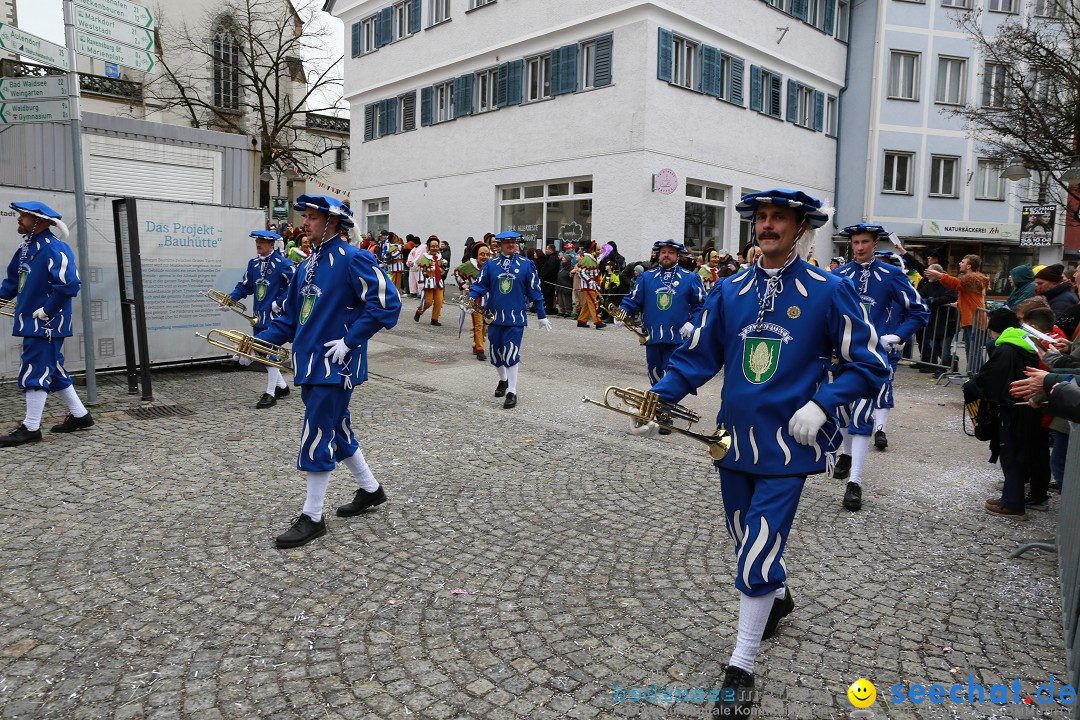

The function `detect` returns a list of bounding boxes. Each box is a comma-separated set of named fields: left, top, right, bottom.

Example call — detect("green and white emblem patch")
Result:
left=498, top=275, right=514, bottom=295
left=656, top=290, right=673, bottom=311
left=743, top=337, right=781, bottom=384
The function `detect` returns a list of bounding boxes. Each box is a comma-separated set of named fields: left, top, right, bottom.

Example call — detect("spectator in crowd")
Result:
left=539, top=244, right=561, bottom=314
left=915, top=263, right=959, bottom=372
left=1035, top=264, right=1079, bottom=318
left=601, top=242, right=627, bottom=273
left=1005, top=265, right=1036, bottom=310
left=555, top=251, right=575, bottom=317
left=440, top=240, right=452, bottom=281
left=828, top=256, right=844, bottom=272
left=923, top=255, right=989, bottom=374
left=406, top=235, right=425, bottom=299
left=1056, top=265, right=1080, bottom=340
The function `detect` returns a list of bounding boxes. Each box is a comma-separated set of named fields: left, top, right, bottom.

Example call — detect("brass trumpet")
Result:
left=195, top=329, right=293, bottom=373
left=454, top=294, right=495, bottom=324
left=606, top=304, right=649, bottom=345
left=583, top=386, right=730, bottom=460
left=0, top=297, right=13, bottom=318
left=202, top=289, right=257, bottom=327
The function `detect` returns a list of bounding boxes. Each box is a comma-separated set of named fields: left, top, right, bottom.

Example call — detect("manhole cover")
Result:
left=126, top=405, right=193, bottom=420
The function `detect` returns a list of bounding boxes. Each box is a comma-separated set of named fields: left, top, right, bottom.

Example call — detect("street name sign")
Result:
left=0, top=23, right=70, bottom=71
left=0, top=99, right=71, bottom=124
left=75, top=31, right=156, bottom=73
left=0, top=76, right=68, bottom=101
left=74, top=6, right=154, bottom=50
left=73, top=0, right=155, bottom=29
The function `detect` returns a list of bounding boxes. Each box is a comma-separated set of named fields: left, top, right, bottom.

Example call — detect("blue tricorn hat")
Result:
left=735, top=189, right=828, bottom=229
left=839, top=223, right=891, bottom=241
left=652, top=238, right=689, bottom=256
left=11, top=201, right=68, bottom=239
left=494, top=231, right=522, bottom=241
left=293, top=194, right=354, bottom=230
left=250, top=230, right=282, bottom=241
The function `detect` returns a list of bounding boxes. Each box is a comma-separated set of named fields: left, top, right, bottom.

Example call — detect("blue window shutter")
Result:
left=351, top=22, right=361, bottom=57
left=792, top=0, right=808, bottom=21
left=364, top=103, right=376, bottom=141
left=594, top=34, right=613, bottom=87
left=700, top=45, right=720, bottom=96
left=409, top=0, right=421, bottom=33
left=823, top=0, right=836, bottom=35
left=401, top=91, right=416, bottom=131
left=421, top=86, right=433, bottom=125
left=749, top=65, right=763, bottom=111
left=374, top=11, right=384, bottom=47
left=496, top=62, right=509, bottom=107
left=770, top=74, right=783, bottom=117
left=462, top=73, right=474, bottom=115
left=553, top=44, right=578, bottom=95
left=378, top=7, right=393, bottom=46
left=813, top=90, right=824, bottom=131
left=786, top=79, right=799, bottom=123
left=452, top=76, right=463, bottom=116
left=729, top=56, right=745, bottom=105
left=507, top=59, right=524, bottom=105
left=657, top=28, right=674, bottom=82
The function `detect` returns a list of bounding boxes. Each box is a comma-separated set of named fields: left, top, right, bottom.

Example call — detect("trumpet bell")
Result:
left=195, top=328, right=293, bottom=373
left=606, top=303, right=649, bottom=344
left=0, top=297, right=13, bottom=318
left=202, top=289, right=257, bottom=327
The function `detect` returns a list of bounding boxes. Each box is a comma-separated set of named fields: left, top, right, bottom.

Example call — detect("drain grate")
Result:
left=126, top=405, right=194, bottom=420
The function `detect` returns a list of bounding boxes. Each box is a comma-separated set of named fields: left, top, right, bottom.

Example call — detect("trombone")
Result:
left=583, top=386, right=730, bottom=460
left=606, top=304, right=649, bottom=345
left=195, top=328, right=293, bottom=373
left=454, top=294, right=495, bottom=324
left=202, top=289, right=257, bottom=327
left=0, top=297, right=13, bottom=318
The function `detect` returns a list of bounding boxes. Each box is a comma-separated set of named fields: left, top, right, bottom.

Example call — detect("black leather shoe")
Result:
left=337, top=486, right=387, bottom=517
left=414, top=309, right=422, bottom=322
left=274, top=385, right=291, bottom=399
left=843, top=481, right=863, bottom=511
left=832, top=453, right=851, bottom=480
left=275, top=513, right=327, bottom=549
left=595, top=322, right=606, bottom=329
left=494, top=380, right=508, bottom=397
left=503, top=392, right=517, bottom=409
left=874, top=430, right=888, bottom=450
left=256, top=393, right=277, bottom=409
left=762, top=588, right=794, bottom=640
left=658, top=427, right=672, bottom=435
left=430, top=320, right=442, bottom=326
left=707, top=664, right=755, bottom=718
left=50, top=412, right=94, bottom=433
left=0, top=424, right=42, bottom=447
left=476, top=352, right=486, bottom=361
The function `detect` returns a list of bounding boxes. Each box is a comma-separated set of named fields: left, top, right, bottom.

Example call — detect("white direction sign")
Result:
left=73, top=0, right=155, bottom=29
left=0, top=23, right=70, bottom=71
left=0, top=99, right=71, bottom=124
left=75, top=32, right=156, bottom=73
left=74, top=6, right=154, bottom=50
left=0, top=76, right=68, bottom=101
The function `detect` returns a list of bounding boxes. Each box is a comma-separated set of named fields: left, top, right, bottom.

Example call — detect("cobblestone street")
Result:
left=0, top=307, right=1069, bottom=719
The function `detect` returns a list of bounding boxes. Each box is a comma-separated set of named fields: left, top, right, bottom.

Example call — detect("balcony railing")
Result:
left=0, top=59, right=142, bottom=103
left=306, top=112, right=349, bottom=134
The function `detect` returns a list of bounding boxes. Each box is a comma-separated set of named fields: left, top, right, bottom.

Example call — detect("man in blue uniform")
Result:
left=620, top=239, right=706, bottom=384
left=257, top=195, right=401, bottom=549
left=466, top=231, right=551, bottom=409
left=638, top=190, right=888, bottom=717
left=832, top=226, right=928, bottom=510
left=0, top=202, right=94, bottom=447
left=225, top=230, right=296, bottom=409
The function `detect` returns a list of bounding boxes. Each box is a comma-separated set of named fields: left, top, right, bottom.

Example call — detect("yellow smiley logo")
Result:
left=847, top=678, right=876, bottom=708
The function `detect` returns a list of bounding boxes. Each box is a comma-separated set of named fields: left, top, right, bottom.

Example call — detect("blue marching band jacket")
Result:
left=1, top=227, right=80, bottom=338
left=229, top=250, right=296, bottom=331
left=835, top=258, right=929, bottom=346
left=466, top=253, right=546, bottom=324
left=619, top=265, right=706, bottom=345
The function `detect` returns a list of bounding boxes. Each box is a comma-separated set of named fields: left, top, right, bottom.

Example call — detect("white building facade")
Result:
left=328, top=0, right=852, bottom=262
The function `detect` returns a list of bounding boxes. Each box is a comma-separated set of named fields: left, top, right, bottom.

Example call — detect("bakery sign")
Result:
left=653, top=168, right=678, bottom=195
left=921, top=219, right=1020, bottom=241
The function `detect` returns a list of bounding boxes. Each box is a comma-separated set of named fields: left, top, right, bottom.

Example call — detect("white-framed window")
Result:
left=525, top=54, right=552, bottom=102
left=91, top=299, right=105, bottom=321
left=942, top=0, right=970, bottom=7
left=888, top=51, right=919, bottom=100
left=434, top=79, right=453, bottom=122
left=988, top=0, right=1017, bottom=12
left=212, top=25, right=241, bottom=111
left=935, top=56, right=967, bottom=105
left=684, top=181, right=728, bottom=253
left=393, top=0, right=414, bottom=40
left=430, top=0, right=450, bottom=24
left=362, top=15, right=377, bottom=53
left=1034, top=0, right=1066, bottom=17
left=365, top=199, right=390, bottom=235
left=836, top=0, right=851, bottom=41
left=672, top=35, right=699, bottom=90
left=975, top=159, right=1006, bottom=200
left=98, top=338, right=115, bottom=357
left=469, top=0, right=495, bottom=8
left=807, top=0, right=826, bottom=26
left=1030, top=66, right=1053, bottom=103
left=825, top=94, right=838, bottom=137
left=761, top=68, right=783, bottom=118
left=982, top=62, right=1008, bottom=107
left=883, top=151, right=914, bottom=194
left=795, top=84, right=815, bottom=127
left=498, top=177, right=594, bottom=251
left=581, top=39, right=597, bottom=90
left=335, top=147, right=347, bottom=171
left=929, top=155, right=960, bottom=197
left=475, top=67, right=499, bottom=112
left=766, top=0, right=793, bottom=11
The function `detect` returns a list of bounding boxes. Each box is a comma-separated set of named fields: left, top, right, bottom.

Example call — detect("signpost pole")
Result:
left=63, top=0, right=97, bottom=403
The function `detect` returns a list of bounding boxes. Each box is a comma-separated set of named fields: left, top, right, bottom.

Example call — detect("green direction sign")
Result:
left=74, top=6, right=154, bottom=50
left=0, top=23, right=70, bottom=71
left=0, top=76, right=68, bottom=101
left=73, top=0, right=154, bottom=29
left=0, top=99, right=71, bottom=124
left=75, top=31, right=156, bottom=73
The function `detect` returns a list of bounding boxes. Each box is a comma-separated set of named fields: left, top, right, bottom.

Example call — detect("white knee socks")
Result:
left=266, top=367, right=286, bottom=394
left=55, top=386, right=88, bottom=417
left=729, top=592, right=774, bottom=673
left=23, top=390, right=47, bottom=431
left=302, top=471, right=331, bottom=522
left=875, top=408, right=890, bottom=432
left=841, top=428, right=852, bottom=455
left=506, top=364, right=519, bottom=394
left=342, top=449, right=380, bottom=492
left=497, top=366, right=508, bottom=381
left=849, top=434, right=872, bottom=486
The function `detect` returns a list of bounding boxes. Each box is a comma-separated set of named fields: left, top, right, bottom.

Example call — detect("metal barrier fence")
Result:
left=906, top=305, right=999, bottom=379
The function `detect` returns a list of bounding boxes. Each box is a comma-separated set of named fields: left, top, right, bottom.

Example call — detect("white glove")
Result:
left=233, top=354, right=252, bottom=367
left=679, top=321, right=694, bottom=339
left=271, top=301, right=282, bottom=315
left=219, top=304, right=231, bottom=312
left=323, top=337, right=350, bottom=364
left=537, top=318, right=553, bottom=332
left=880, top=333, right=902, bottom=351
left=787, top=401, right=827, bottom=446
left=32, top=307, right=49, bottom=322
left=628, top=420, right=661, bottom=438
